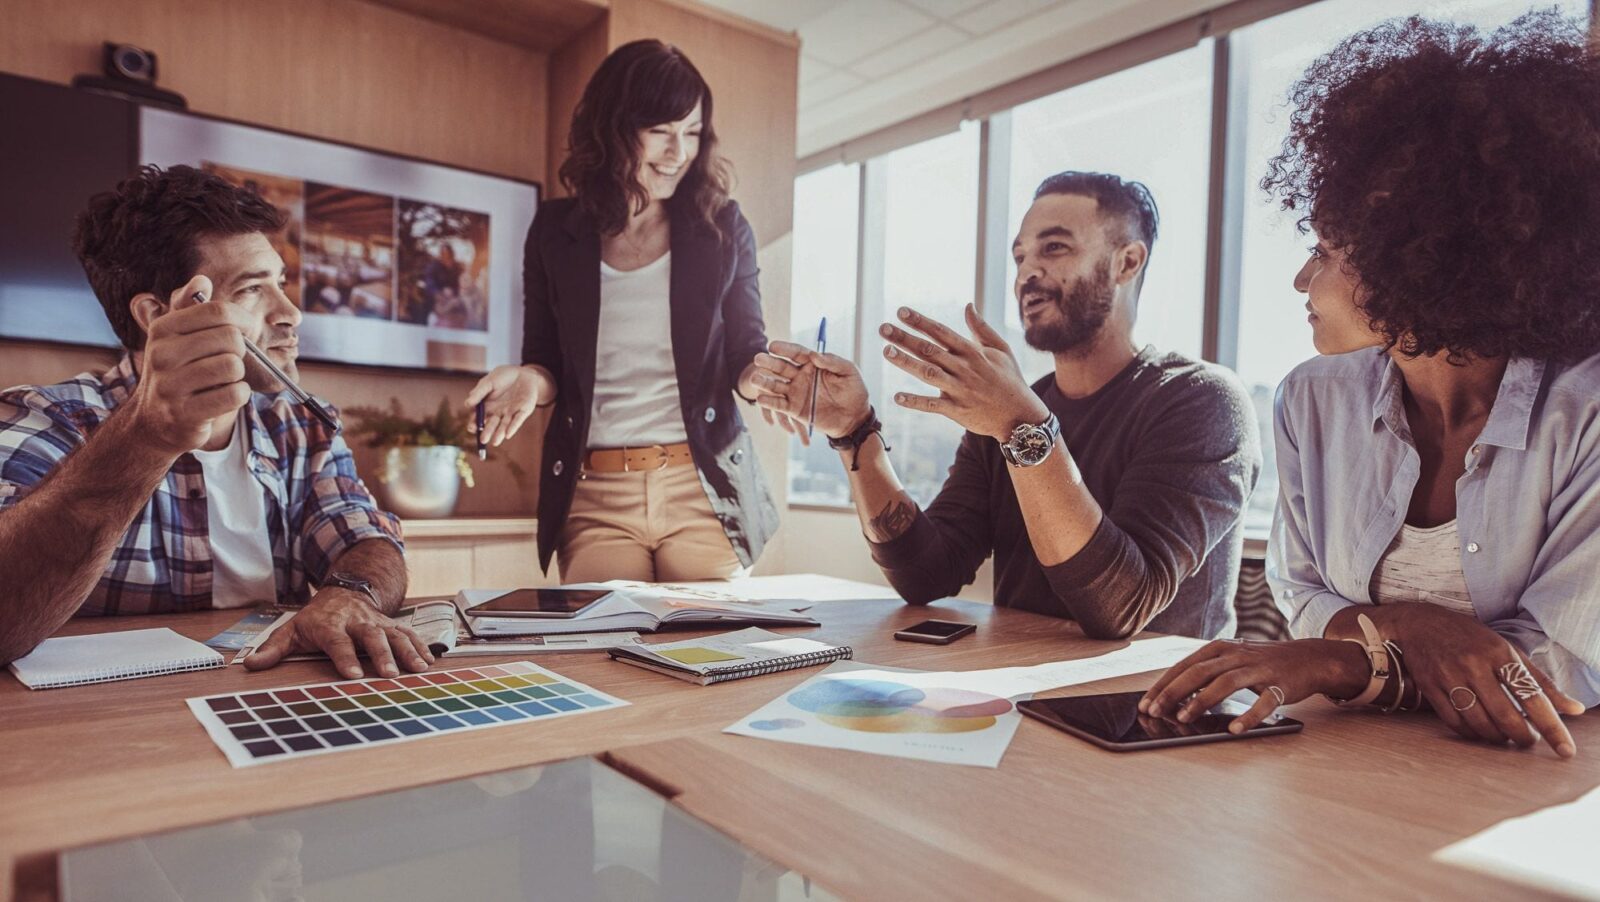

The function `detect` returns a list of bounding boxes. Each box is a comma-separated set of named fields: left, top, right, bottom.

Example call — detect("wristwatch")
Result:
left=324, top=571, right=382, bottom=611
left=999, top=413, right=1061, bottom=467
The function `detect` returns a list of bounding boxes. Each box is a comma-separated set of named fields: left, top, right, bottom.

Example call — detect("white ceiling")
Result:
left=698, top=0, right=1228, bottom=157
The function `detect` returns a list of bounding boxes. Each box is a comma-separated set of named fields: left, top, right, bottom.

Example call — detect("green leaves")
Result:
left=344, top=397, right=473, bottom=450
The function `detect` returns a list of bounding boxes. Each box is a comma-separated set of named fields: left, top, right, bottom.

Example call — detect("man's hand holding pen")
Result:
left=125, top=273, right=259, bottom=457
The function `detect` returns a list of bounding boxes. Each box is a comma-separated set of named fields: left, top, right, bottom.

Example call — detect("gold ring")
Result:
left=1449, top=686, right=1478, bottom=712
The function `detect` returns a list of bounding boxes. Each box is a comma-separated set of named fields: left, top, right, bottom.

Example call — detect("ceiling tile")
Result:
left=800, top=55, right=838, bottom=87
left=954, top=0, right=1061, bottom=35
left=799, top=70, right=868, bottom=109
left=899, top=0, right=991, bottom=18
left=695, top=0, right=851, bottom=32
left=798, top=0, right=936, bottom=68
left=851, top=25, right=969, bottom=80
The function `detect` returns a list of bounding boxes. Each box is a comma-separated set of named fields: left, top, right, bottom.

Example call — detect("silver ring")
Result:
left=1265, top=685, right=1285, bottom=707
left=1449, top=686, right=1478, bottom=712
left=1497, top=661, right=1543, bottom=702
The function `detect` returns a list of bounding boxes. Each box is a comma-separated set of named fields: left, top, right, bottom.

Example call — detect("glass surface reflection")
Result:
left=60, top=757, right=837, bottom=902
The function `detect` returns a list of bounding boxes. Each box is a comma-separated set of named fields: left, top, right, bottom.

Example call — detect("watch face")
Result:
left=1010, top=425, right=1052, bottom=466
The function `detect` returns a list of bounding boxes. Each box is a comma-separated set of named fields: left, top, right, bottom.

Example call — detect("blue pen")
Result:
left=475, top=400, right=487, bottom=460
left=807, top=317, right=827, bottom=439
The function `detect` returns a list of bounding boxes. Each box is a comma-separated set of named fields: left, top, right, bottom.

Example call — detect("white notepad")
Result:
left=8, top=628, right=224, bottom=689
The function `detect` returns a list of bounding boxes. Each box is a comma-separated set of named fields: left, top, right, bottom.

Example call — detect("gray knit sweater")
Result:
left=869, top=347, right=1261, bottom=640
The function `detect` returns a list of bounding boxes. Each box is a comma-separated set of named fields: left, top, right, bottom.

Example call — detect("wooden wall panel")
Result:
left=0, top=0, right=548, bottom=182
left=545, top=16, right=610, bottom=196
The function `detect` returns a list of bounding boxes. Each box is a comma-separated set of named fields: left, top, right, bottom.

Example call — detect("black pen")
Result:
left=192, top=289, right=339, bottom=432
left=475, top=400, right=487, bottom=460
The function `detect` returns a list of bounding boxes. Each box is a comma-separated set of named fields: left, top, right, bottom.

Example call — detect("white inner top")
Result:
left=588, top=251, right=688, bottom=447
left=191, top=416, right=278, bottom=608
left=1369, top=519, right=1475, bottom=616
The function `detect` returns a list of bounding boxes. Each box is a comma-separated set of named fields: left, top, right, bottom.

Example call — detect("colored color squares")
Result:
left=187, top=661, right=627, bottom=768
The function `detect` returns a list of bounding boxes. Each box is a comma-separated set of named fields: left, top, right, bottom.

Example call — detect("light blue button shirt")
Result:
left=1268, top=348, right=1600, bottom=706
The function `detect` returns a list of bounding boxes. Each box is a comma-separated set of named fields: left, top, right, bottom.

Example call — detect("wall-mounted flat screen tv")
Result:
left=0, top=73, right=537, bottom=374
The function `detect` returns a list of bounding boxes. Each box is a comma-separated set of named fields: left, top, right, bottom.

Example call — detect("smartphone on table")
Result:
left=893, top=619, right=976, bottom=644
left=1017, top=690, right=1302, bottom=751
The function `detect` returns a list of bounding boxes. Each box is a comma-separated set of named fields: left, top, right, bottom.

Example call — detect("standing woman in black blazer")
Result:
left=467, top=39, right=790, bottom=582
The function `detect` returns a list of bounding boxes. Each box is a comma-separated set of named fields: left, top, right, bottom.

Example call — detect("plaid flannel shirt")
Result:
left=0, top=356, right=403, bottom=615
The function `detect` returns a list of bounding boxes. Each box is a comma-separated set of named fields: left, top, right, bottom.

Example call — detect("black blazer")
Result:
left=522, top=195, right=780, bottom=573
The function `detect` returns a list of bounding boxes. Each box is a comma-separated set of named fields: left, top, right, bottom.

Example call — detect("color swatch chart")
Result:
left=186, top=661, right=628, bottom=768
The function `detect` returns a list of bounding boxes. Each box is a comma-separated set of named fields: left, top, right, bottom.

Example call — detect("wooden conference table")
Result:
left=2, top=576, right=1596, bottom=901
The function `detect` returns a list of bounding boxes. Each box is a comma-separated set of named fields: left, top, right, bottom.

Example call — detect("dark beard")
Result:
left=1021, top=259, right=1114, bottom=354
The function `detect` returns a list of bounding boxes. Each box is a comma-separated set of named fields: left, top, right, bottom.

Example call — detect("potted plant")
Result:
left=343, top=398, right=483, bottom=519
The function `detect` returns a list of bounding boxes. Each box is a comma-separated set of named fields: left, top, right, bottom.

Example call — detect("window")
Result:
left=787, top=163, right=860, bottom=507
left=1004, top=45, right=1213, bottom=377
left=1230, top=0, right=1591, bottom=531
left=874, top=123, right=981, bottom=506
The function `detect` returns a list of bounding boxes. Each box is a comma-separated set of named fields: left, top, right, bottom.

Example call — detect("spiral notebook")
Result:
left=608, top=627, right=851, bottom=685
left=8, top=628, right=224, bottom=689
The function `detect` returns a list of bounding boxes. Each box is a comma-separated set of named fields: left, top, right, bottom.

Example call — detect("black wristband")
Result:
left=827, top=407, right=890, bottom=471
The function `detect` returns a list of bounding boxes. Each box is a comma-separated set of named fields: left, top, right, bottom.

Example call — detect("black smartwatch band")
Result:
left=827, top=407, right=890, bottom=471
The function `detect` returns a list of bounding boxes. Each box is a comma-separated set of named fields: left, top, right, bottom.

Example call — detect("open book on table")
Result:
left=456, top=583, right=820, bottom=637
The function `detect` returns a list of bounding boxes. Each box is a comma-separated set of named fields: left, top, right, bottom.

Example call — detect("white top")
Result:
left=1369, top=519, right=1475, bottom=616
left=588, top=251, right=688, bottom=447
left=191, top=417, right=279, bottom=608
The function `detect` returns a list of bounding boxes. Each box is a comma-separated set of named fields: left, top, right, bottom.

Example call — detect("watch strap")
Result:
left=326, top=571, right=383, bottom=612
left=1328, top=611, right=1391, bottom=706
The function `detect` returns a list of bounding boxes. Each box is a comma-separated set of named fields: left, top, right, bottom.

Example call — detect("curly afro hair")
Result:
left=1262, top=9, right=1600, bottom=363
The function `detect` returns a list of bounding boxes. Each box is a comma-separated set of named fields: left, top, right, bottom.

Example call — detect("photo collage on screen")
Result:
left=203, top=163, right=491, bottom=337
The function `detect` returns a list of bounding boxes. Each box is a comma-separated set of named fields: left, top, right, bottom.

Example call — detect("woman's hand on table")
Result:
left=1361, top=604, right=1582, bottom=757
left=1139, top=638, right=1367, bottom=735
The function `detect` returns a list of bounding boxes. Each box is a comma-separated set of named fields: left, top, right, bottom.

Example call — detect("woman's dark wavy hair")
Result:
left=559, top=39, right=733, bottom=238
left=1262, top=9, right=1600, bottom=363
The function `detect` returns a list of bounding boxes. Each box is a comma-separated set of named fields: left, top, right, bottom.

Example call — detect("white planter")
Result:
left=379, top=446, right=463, bottom=519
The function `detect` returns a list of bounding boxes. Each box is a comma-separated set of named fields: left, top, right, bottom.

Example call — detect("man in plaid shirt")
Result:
left=0, top=165, right=434, bottom=680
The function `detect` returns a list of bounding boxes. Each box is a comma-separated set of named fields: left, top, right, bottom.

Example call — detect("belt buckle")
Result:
left=646, top=444, right=670, bottom=471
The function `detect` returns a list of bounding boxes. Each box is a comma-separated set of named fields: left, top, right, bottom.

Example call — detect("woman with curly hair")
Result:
left=466, top=40, right=785, bottom=581
left=1143, top=9, right=1599, bottom=756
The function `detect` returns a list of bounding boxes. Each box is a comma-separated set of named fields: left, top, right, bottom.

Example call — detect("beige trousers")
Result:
left=556, top=464, right=744, bottom=583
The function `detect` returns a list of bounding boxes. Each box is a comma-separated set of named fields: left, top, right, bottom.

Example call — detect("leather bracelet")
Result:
left=1380, top=640, right=1411, bottom=713
left=827, top=407, right=890, bottom=472
left=1327, top=612, right=1391, bottom=707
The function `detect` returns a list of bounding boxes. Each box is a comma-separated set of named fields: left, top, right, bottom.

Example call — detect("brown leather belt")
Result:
left=582, top=442, right=695, bottom=473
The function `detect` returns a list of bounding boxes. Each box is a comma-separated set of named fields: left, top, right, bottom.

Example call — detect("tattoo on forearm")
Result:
left=867, top=498, right=919, bottom=543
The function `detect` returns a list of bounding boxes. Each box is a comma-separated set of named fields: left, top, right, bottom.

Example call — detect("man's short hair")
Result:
left=1033, top=170, right=1159, bottom=254
left=72, top=164, right=286, bottom=350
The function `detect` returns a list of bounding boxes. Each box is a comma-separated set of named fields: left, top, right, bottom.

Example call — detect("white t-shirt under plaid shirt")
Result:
left=0, top=355, right=404, bottom=614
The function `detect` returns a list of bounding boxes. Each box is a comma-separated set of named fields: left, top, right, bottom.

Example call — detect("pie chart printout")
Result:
left=784, top=678, right=1015, bottom=734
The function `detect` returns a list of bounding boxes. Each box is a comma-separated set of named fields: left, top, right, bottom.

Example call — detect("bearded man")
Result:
left=749, top=171, right=1260, bottom=639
